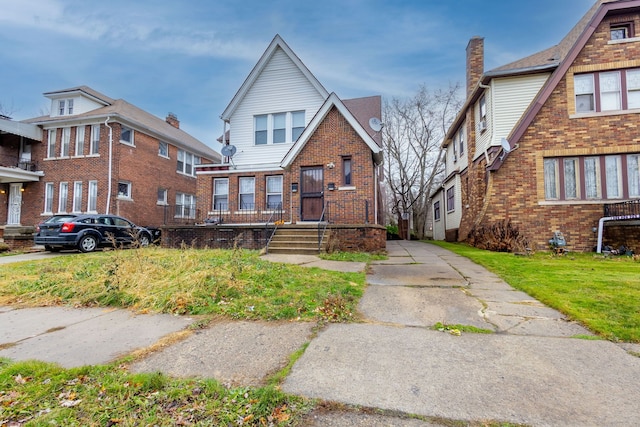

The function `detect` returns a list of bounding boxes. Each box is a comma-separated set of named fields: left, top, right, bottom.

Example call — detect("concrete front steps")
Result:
left=267, top=224, right=328, bottom=255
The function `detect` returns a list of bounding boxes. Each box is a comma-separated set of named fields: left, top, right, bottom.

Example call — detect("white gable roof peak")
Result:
left=280, top=92, right=383, bottom=168
left=220, top=34, right=329, bottom=121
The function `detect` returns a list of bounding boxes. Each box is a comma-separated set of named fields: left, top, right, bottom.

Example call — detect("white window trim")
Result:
left=159, top=141, right=169, bottom=158
left=58, top=182, right=68, bottom=213
left=213, top=178, right=230, bottom=211
left=120, top=126, right=135, bottom=146
left=157, top=188, right=168, bottom=205
left=117, top=181, right=132, bottom=200
left=72, top=181, right=83, bottom=213
left=61, top=127, right=71, bottom=157
left=87, top=180, right=98, bottom=213
left=265, top=175, right=283, bottom=211
left=90, top=124, right=100, bottom=156
left=44, top=182, right=55, bottom=214
left=75, top=125, right=85, bottom=157
left=254, top=111, right=305, bottom=145
left=47, top=129, right=57, bottom=159
left=238, top=177, right=255, bottom=211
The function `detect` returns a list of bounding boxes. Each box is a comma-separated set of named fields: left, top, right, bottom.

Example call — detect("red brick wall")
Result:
left=460, top=11, right=640, bottom=252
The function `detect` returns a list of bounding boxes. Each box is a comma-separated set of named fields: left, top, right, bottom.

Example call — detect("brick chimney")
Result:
left=466, top=36, right=484, bottom=97
left=166, top=112, right=180, bottom=129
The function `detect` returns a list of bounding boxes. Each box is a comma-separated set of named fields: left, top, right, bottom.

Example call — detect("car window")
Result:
left=45, top=215, right=76, bottom=224
left=112, top=218, right=132, bottom=227
left=78, top=218, right=93, bottom=224
left=96, top=217, right=113, bottom=225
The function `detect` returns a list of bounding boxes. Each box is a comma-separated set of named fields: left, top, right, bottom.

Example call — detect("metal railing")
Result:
left=318, top=202, right=330, bottom=251
left=0, top=154, right=38, bottom=171
left=205, top=202, right=286, bottom=226
left=264, top=203, right=284, bottom=254
left=162, top=204, right=201, bottom=225
left=604, top=199, right=640, bottom=218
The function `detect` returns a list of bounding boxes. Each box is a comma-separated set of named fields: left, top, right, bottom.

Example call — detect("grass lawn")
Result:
left=0, top=247, right=365, bottom=322
left=430, top=241, right=640, bottom=343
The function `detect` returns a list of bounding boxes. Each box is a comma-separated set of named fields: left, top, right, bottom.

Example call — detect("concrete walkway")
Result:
left=2, top=241, right=640, bottom=426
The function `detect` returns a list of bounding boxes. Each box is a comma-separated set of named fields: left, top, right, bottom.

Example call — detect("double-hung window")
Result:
left=159, top=141, right=169, bottom=157
left=266, top=176, right=283, bottom=209
left=544, top=159, right=559, bottom=200
left=605, top=155, right=622, bottom=199
left=255, top=115, right=268, bottom=145
left=73, top=182, right=83, bottom=213
left=239, top=177, right=255, bottom=210
left=157, top=188, right=168, bottom=205
left=574, top=74, right=595, bottom=113
left=75, top=126, right=85, bottom=156
left=254, top=111, right=306, bottom=145
left=433, top=201, right=441, bottom=221
left=273, top=113, right=286, bottom=143
left=88, top=181, right=98, bottom=212
left=446, top=186, right=455, bottom=212
left=478, top=96, right=487, bottom=131
left=628, top=154, right=640, bottom=197
left=176, top=193, right=195, bottom=218
left=61, top=127, right=71, bottom=157
left=292, top=111, right=305, bottom=141
left=177, top=149, right=196, bottom=176
left=213, top=178, right=229, bottom=210
left=67, top=99, right=74, bottom=115
left=58, top=182, right=68, bottom=213
left=118, top=181, right=132, bottom=199
left=47, top=129, right=57, bottom=158
left=600, top=71, right=621, bottom=111
left=575, top=69, right=640, bottom=113
left=58, top=100, right=66, bottom=116
left=584, top=157, right=601, bottom=199
left=44, top=183, right=55, bottom=214
left=627, top=69, right=640, bottom=109
left=563, top=158, right=579, bottom=199
left=90, top=124, right=100, bottom=155
left=342, top=156, right=352, bottom=186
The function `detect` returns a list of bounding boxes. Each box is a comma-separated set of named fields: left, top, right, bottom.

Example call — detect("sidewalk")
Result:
left=2, top=241, right=640, bottom=426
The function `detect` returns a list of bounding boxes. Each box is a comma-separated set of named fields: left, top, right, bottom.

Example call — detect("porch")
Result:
left=597, top=199, right=640, bottom=253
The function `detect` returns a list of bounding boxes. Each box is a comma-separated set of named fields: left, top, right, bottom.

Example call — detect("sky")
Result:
left=0, top=0, right=596, bottom=153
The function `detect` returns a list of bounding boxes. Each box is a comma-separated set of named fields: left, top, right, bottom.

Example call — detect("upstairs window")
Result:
left=90, top=124, right=100, bottom=155
left=611, top=23, right=633, bottom=40
left=254, top=111, right=306, bottom=145
left=118, top=181, right=132, bottom=199
left=159, top=141, right=169, bottom=157
left=120, top=126, right=134, bottom=145
left=57, top=99, right=73, bottom=115
left=47, top=129, right=57, bottom=158
left=478, top=96, right=487, bottom=132
left=75, top=125, right=85, bottom=156
left=446, top=186, right=455, bottom=212
left=58, top=100, right=65, bottom=116
left=574, top=68, right=640, bottom=113
left=61, top=127, right=71, bottom=157
left=433, top=201, right=441, bottom=221
left=67, top=99, right=74, bottom=115
left=600, top=71, right=621, bottom=111
left=574, top=74, right=595, bottom=112
left=177, top=149, right=197, bottom=176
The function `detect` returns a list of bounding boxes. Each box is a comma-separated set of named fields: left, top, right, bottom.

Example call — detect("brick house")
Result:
left=188, top=35, right=386, bottom=253
left=432, top=0, right=640, bottom=252
left=0, top=86, right=220, bottom=249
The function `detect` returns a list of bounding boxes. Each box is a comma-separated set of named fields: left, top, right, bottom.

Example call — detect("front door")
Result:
left=8, top=183, right=22, bottom=225
left=301, top=167, right=324, bottom=221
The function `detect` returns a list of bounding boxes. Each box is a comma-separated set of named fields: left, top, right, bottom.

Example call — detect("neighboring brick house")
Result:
left=0, top=86, right=219, bottom=249
left=432, top=0, right=640, bottom=252
left=191, top=35, right=385, bottom=252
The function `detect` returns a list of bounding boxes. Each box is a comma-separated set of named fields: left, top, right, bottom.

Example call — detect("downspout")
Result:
left=374, top=165, right=379, bottom=225
left=104, top=117, right=113, bottom=214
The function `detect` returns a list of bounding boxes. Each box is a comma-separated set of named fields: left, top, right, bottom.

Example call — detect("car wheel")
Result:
left=44, top=245, right=61, bottom=252
left=139, top=233, right=151, bottom=247
left=78, top=235, right=98, bottom=253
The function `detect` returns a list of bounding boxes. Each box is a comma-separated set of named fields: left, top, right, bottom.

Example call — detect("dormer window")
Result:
left=57, top=99, right=74, bottom=115
left=611, top=23, right=633, bottom=40
left=58, top=100, right=65, bottom=115
left=254, top=111, right=306, bottom=145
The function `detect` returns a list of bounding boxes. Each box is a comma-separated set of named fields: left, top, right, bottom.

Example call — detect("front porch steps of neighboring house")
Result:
left=267, top=224, right=328, bottom=255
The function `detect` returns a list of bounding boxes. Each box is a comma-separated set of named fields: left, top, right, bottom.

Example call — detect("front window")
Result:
left=213, top=178, right=229, bottom=210
left=159, top=141, right=169, bottom=157
left=44, top=183, right=55, bottom=214
left=266, top=176, right=283, bottom=209
left=239, top=177, right=255, bottom=210
left=118, top=181, right=132, bottom=199
left=292, top=111, right=305, bottom=141
left=255, top=115, right=267, bottom=145
left=120, top=126, right=134, bottom=145
left=574, top=74, right=595, bottom=112
left=176, top=193, right=195, bottom=218
left=61, top=127, right=71, bottom=157
left=433, top=201, right=441, bottom=221
left=75, top=126, right=85, bottom=156
left=611, top=23, right=633, bottom=40
left=90, top=124, right=100, bottom=155
left=73, top=182, right=83, bottom=212
left=563, top=158, right=579, bottom=199
left=628, top=154, right=640, bottom=197
left=343, top=156, right=352, bottom=185
left=584, top=157, right=601, bottom=199
left=58, top=182, right=68, bottom=213
left=544, top=159, right=559, bottom=200
left=446, top=186, right=455, bottom=212
left=605, top=155, right=622, bottom=199
left=627, top=69, right=640, bottom=109
left=88, top=181, right=98, bottom=212
left=157, top=188, right=168, bottom=204
left=47, top=129, right=57, bottom=158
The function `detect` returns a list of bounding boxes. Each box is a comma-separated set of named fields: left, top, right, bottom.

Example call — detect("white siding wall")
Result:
left=229, top=48, right=326, bottom=166
left=473, top=73, right=549, bottom=161
left=445, top=122, right=468, bottom=175
left=445, top=174, right=462, bottom=231
left=432, top=189, right=445, bottom=240
left=50, top=95, right=105, bottom=117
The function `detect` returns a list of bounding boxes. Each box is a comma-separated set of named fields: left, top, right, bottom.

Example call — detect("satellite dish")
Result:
left=500, top=138, right=511, bottom=153
left=221, top=144, right=237, bottom=158
left=369, top=117, right=383, bottom=132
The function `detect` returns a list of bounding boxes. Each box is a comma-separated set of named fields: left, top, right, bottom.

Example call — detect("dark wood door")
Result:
left=301, top=167, right=324, bottom=221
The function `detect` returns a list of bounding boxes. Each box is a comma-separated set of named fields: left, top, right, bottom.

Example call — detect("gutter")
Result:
left=104, top=117, right=113, bottom=214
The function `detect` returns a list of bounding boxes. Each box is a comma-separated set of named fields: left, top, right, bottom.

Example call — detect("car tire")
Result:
left=139, top=233, right=151, bottom=247
left=78, top=235, right=98, bottom=253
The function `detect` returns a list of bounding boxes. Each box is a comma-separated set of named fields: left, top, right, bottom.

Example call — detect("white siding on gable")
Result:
left=229, top=47, right=326, bottom=166
left=50, top=95, right=107, bottom=117
left=474, top=73, right=550, bottom=160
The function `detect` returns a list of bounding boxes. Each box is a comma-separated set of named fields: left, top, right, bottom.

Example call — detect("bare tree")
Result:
left=383, top=83, right=461, bottom=239
left=0, top=101, right=15, bottom=118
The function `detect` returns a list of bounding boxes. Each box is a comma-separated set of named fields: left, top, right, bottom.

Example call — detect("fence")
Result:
left=604, top=199, right=640, bottom=217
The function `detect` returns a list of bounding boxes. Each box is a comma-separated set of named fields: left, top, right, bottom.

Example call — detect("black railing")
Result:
left=604, top=199, right=640, bottom=217
left=264, top=203, right=284, bottom=254
left=318, top=202, right=330, bottom=251
left=321, top=199, right=370, bottom=224
left=162, top=204, right=201, bottom=225
left=205, top=202, right=286, bottom=226
left=0, top=154, right=38, bottom=171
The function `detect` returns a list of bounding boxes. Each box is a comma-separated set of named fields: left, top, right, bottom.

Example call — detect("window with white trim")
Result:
left=120, top=126, right=134, bottom=145
left=239, top=177, right=255, bottom=210
left=176, top=192, right=196, bottom=218
left=88, top=181, right=98, bottom=212
left=44, top=182, right=54, bottom=214
left=433, top=201, right=441, bottom=221
left=446, top=186, right=455, bottom=212
left=47, top=129, right=57, bottom=158
left=478, top=96, right=487, bottom=132
left=90, top=124, right=100, bottom=155
left=61, top=127, right=71, bottom=157
left=58, top=182, right=68, bottom=213
left=266, top=175, right=283, bottom=209
left=177, top=149, right=198, bottom=176
left=157, top=188, right=168, bottom=205
left=58, top=100, right=65, bottom=116
left=75, top=125, right=85, bottom=156
left=73, top=181, right=83, bottom=213
left=118, top=181, right=132, bottom=199
left=254, top=111, right=306, bottom=145
left=67, top=99, right=74, bottom=115
left=159, top=141, right=169, bottom=157
left=574, top=74, right=595, bottom=113
left=213, top=178, right=229, bottom=210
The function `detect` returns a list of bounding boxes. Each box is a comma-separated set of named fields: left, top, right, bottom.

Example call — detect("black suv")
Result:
left=35, top=214, right=153, bottom=252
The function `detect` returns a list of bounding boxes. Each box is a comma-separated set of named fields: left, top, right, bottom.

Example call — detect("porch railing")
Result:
left=604, top=199, right=640, bottom=218
left=0, top=154, right=38, bottom=171
left=264, top=203, right=284, bottom=254
left=205, top=202, right=286, bottom=226
left=161, top=204, right=201, bottom=225
left=318, top=202, right=330, bottom=251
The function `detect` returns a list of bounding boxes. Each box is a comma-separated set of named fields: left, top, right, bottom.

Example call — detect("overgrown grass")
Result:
left=0, top=358, right=313, bottom=426
left=319, top=251, right=388, bottom=262
left=429, top=241, right=640, bottom=342
left=0, top=247, right=365, bottom=322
